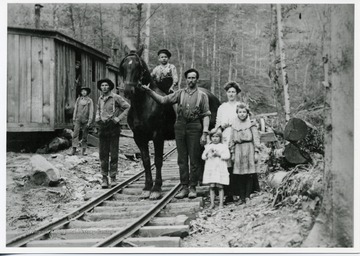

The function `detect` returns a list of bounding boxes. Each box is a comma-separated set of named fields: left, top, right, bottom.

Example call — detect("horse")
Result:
left=119, top=47, right=221, bottom=199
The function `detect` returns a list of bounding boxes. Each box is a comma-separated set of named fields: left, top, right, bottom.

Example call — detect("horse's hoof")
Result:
left=140, top=190, right=151, bottom=199
left=149, top=191, right=161, bottom=200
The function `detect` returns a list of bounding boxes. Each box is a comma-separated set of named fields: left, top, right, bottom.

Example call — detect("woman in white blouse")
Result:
left=215, top=81, right=260, bottom=204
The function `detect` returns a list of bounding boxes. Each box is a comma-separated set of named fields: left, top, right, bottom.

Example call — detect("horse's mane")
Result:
left=139, top=57, right=156, bottom=90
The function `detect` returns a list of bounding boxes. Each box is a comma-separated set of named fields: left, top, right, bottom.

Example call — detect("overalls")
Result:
left=174, top=90, right=203, bottom=187
left=72, top=97, right=93, bottom=148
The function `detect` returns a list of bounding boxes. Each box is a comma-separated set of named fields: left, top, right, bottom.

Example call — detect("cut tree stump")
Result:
left=283, top=118, right=308, bottom=142
left=283, top=143, right=309, bottom=164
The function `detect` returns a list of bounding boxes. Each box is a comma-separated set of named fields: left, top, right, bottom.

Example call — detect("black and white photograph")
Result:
left=2, top=0, right=358, bottom=252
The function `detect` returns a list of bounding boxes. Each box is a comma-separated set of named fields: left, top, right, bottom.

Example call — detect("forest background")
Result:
left=7, top=3, right=329, bottom=117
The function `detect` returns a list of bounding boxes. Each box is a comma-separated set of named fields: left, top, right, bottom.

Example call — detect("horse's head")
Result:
left=119, top=47, right=150, bottom=98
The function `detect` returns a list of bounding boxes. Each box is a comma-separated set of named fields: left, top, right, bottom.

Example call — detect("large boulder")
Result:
left=30, top=155, right=61, bottom=186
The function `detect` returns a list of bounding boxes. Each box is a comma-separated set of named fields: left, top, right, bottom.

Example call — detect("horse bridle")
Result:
left=119, top=52, right=146, bottom=88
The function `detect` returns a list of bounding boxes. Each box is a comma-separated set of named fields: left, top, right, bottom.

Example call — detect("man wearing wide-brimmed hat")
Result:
left=69, top=86, right=94, bottom=156
left=95, top=78, right=130, bottom=188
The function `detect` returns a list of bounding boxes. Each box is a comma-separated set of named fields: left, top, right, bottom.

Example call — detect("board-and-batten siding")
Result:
left=54, top=41, right=76, bottom=128
left=81, top=53, right=106, bottom=114
left=7, top=34, right=55, bottom=131
left=7, top=28, right=109, bottom=132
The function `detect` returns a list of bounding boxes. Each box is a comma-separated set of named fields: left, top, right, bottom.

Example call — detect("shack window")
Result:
left=92, top=59, right=96, bottom=82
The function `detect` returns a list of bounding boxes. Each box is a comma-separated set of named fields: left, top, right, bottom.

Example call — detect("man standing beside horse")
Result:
left=142, top=68, right=211, bottom=199
left=95, top=78, right=130, bottom=188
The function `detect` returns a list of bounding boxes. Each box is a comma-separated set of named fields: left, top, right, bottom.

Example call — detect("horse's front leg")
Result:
left=149, top=134, right=164, bottom=200
left=134, top=136, right=152, bottom=199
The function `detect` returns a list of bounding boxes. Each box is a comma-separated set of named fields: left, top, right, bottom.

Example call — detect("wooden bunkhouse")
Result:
left=7, top=26, right=110, bottom=132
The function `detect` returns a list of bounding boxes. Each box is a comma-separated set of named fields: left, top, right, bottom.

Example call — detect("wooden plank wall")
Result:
left=7, top=34, right=55, bottom=132
left=54, top=41, right=76, bottom=128
left=54, top=42, right=107, bottom=128
left=81, top=53, right=106, bottom=115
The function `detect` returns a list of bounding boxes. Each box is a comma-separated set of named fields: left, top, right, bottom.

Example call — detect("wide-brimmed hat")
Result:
left=80, top=87, right=91, bottom=95
left=97, top=78, right=114, bottom=91
left=157, top=49, right=171, bottom=58
left=184, top=68, right=199, bottom=79
left=224, top=81, right=241, bottom=94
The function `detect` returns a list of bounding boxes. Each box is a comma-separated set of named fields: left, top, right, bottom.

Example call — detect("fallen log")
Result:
left=30, top=155, right=61, bottom=186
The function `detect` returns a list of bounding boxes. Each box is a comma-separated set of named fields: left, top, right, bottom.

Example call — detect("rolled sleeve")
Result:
left=162, top=90, right=181, bottom=105
left=199, top=92, right=211, bottom=117
left=114, top=95, right=130, bottom=123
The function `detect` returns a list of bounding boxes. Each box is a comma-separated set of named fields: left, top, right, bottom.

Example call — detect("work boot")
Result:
left=82, top=148, right=87, bottom=156
left=110, top=176, right=117, bottom=187
left=175, top=185, right=189, bottom=199
left=188, top=186, right=197, bottom=199
left=101, top=175, right=109, bottom=189
left=224, top=196, right=234, bottom=205
left=68, top=147, right=77, bottom=156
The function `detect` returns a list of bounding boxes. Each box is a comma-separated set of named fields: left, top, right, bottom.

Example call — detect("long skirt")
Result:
left=224, top=168, right=260, bottom=197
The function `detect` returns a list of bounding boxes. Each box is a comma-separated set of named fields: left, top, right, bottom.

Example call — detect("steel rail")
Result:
left=6, top=147, right=177, bottom=247
left=94, top=182, right=181, bottom=247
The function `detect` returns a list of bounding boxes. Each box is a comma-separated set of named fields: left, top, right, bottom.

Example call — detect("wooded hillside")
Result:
left=8, top=3, right=330, bottom=116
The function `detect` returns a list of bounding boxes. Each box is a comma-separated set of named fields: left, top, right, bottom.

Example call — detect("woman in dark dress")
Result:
left=215, top=81, right=260, bottom=204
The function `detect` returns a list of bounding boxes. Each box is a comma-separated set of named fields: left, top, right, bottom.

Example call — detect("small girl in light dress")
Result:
left=202, top=128, right=231, bottom=209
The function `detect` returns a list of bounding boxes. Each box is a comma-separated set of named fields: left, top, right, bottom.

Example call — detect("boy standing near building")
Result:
left=69, top=87, right=94, bottom=156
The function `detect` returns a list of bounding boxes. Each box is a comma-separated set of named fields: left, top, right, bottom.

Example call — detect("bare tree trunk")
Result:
left=162, top=12, right=167, bottom=48
left=302, top=62, right=310, bottom=90
left=217, top=53, right=222, bottom=101
left=211, top=13, right=217, bottom=94
left=206, top=42, right=209, bottom=67
left=201, top=34, right=205, bottom=67
left=303, top=5, right=354, bottom=247
left=269, top=4, right=281, bottom=116
left=254, top=23, right=258, bottom=76
left=228, top=38, right=234, bottom=81
left=241, top=37, right=244, bottom=77
left=52, top=4, right=59, bottom=29
left=276, top=4, right=291, bottom=121
left=176, top=43, right=183, bottom=88
left=191, top=17, right=196, bottom=68
left=118, top=6, right=124, bottom=58
left=68, top=4, right=76, bottom=36
left=136, top=4, right=143, bottom=49
left=143, top=3, right=151, bottom=64
left=99, top=4, right=104, bottom=51
left=228, top=56, right=232, bottom=81
left=78, top=4, right=88, bottom=41
left=234, top=46, right=238, bottom=81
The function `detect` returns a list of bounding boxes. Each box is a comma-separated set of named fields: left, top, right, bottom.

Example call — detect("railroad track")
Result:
left=7, top=147, right=208, bottom=247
